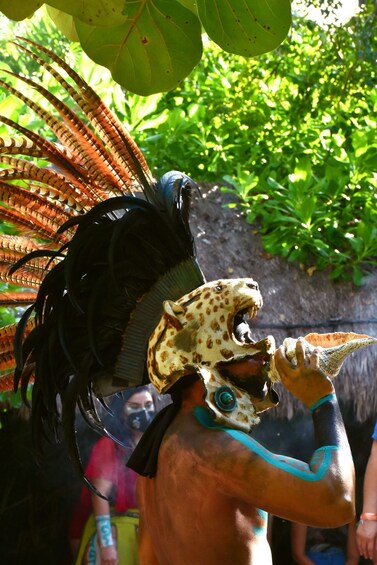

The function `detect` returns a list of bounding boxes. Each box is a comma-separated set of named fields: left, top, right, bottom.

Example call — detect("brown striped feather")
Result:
left=0, top=318, right=35, bottom=351
left=2, top=71, right=127, bottom=196
left=0, top=234, right=40, bottom=254
left=0, top=320, right=36, bottom=391
left=15, top=39, right=153, bottom=189
left=0, top=119, right=105, bottom=202
left=0, top=264, right=44, bottom=288
left=0, top=160, right=89, bottom=212
left=0, top=351, right=16, bottom=371
left=0, top=181, right=75, bottom=237
left=0, top=372, right=17, bottom=392
left=0, top=204, right=66, bottom=244
left=0, top=79, right=114, bottom=202
left=0, top=290, right=38, bottom=305
left=0, top=322, right=18, bottom=345
left=13, top=43, right=137, bottom=192
left=0, top=249, right=59, bottom=273
left=0, top=320, right=35, bottom=349
left=0, top=135, right=45, bottom=158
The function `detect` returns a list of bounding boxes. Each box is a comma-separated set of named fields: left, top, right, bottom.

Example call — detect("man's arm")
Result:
left=356, top=438, right=377, bottom=563
left=194, top=341, right=355, bottom=526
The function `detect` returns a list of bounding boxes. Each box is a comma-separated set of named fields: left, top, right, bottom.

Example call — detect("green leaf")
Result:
left=176, top=0, right=198, bottom=15
left=47, top=0, right=128, bottom=27
left=75, top=0, right=203, bottom=95
left=352, top=267, right=365, bottom=287
left=0, top=0, right=42, bottom=20
left=46, top=6, right=79, bottom=41
left=197, top=0, right=291, bottom=56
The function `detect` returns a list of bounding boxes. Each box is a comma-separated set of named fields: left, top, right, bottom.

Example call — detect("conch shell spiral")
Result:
left=268, top=331, right=377, bottom=381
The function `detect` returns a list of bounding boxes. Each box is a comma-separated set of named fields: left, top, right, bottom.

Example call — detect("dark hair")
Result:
left=118, top=385, right=151, bottom=405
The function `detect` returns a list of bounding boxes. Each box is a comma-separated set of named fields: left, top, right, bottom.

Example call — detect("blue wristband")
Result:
left=309, top=393, right=336, bottom=412
left=95, top=514, right=114, bottom=547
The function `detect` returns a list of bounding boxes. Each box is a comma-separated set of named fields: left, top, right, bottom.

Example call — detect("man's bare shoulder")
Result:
left=159, top=406, right=261, bottom=480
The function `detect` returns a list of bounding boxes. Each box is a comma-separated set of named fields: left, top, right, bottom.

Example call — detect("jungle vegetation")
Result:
left=0, top=0, right=292, bottom=95
left=0, top=0, right=375, bottom=332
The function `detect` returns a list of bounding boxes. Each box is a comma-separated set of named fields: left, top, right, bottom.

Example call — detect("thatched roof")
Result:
left=191, top=185, right=377, bottom=422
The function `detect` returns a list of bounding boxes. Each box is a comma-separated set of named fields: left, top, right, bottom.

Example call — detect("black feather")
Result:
left=0, top=42, right=207, bottom=487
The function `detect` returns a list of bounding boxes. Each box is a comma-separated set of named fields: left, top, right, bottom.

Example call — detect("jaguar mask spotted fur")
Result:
left=148, top=278, right=278, bottom=432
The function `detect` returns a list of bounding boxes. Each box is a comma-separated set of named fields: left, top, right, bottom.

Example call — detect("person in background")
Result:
left=69, top=385, right=156, bottom=565
left=291, top=521, right=359, bottom=565
left=357, top=421, right=377, bottom=564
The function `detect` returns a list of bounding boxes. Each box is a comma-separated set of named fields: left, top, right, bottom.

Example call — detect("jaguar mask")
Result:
left=147, top=278, right=278, bottom=432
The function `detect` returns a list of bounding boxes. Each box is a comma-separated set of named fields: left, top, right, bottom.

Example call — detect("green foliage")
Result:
left=131, top=2, right=377, bottom=285
left=0, top=2, right=376, bottom=298
left=0, top=388, right=32, bottom=416
left=0, top=14, right=134, bottom=140
left=0, top=0, right=292, bottom=95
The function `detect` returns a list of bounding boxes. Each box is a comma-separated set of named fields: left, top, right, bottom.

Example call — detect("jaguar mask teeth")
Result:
left=233, top=308, right=255, bottom=344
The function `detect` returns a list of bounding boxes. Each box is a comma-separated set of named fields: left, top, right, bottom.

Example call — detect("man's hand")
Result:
left=274, top=339, right=334, bottom=407
left=100, top=544, right=118, bottom=565
left=357, top=520, right=377, bottom=564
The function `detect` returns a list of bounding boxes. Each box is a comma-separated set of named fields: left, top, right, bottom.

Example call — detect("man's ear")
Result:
left=163, top=300, right=186, bottom=329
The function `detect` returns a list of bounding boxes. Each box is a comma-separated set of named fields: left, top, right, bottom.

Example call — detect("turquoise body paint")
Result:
left=253, top=508, right=268, bottom=536
left=194, top=406, right=338, bottom=481
left=256, top=508, right=267, bottom=521
left=309, top=393, right=336, bottom=412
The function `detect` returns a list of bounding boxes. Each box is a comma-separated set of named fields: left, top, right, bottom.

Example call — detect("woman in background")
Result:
left=69, top=386, right=156, bottom=565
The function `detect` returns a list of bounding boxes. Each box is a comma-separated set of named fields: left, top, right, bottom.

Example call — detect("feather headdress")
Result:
left=2, top=40, right=377, bottom=485
left=0, top=39, right=205, bottom=480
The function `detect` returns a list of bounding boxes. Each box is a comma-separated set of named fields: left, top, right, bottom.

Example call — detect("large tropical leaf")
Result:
left=197, top=0, right=292, bottom=56
left=46, top=6, right=79, bottom=41
left=75, top=0, right=203, bottom=95
left=0, top=0, right=292, bottom=94
left=1, top=0, right=128, bottom=27
left=0, top=0, right=42, bottom=20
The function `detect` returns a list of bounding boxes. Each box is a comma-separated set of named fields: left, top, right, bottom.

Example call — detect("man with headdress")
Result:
left=128, top=297, right=355, bottom=564
left=0, top=42, right=359, bottom=565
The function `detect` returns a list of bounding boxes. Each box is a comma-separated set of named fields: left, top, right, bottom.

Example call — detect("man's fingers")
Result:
left=295, top=339, right=305, bottom=365
left=274, top=345, right=286, bottom=365
left=309, top=348, right=320, bottom=369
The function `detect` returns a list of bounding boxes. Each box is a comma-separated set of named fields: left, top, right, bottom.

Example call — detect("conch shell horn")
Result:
left=269, top=332, right=377, bottom=381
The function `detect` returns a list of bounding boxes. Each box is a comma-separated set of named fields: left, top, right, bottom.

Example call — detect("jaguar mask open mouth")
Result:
left=147, top=278, right=277, bottom=432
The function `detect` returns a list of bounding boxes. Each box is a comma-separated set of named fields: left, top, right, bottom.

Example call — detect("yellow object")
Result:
left=75, top=510, right=139, bottom=565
